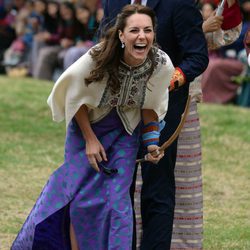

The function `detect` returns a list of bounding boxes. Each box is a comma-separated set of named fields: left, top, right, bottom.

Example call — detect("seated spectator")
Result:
left=2, top=0, right=31, bottom=67
left=0, top=2, right=16, bottom=72
left=4, top=0, right=47, bottom=70
left=4, top=0, right=27, bottom=36
left=33, top=1, right=78, bottom=80
left=0, top=1, right=15, bottom=50
left=22, top=0, right=47, bottom=49
left=63, top=2, right=103, bottom=69
left=30, top=0, right=60, bottom=75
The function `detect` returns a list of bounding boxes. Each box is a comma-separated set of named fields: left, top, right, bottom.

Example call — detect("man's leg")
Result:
left=140, top=141, right=177, bottom=250
left=140, top=88, right=189, bottom=250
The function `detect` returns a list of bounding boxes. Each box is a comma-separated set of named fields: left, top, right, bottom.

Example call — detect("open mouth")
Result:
left=134, top=44, right=147, bottom=51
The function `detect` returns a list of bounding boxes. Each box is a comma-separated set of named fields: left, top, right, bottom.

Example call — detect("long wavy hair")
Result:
left=85, top=4, right=157, bottom=92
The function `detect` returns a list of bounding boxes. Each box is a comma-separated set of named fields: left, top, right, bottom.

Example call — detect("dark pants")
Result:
left=140, top=85, right=189, bottom=250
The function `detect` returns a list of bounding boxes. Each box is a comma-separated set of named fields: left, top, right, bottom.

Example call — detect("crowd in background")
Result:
left=0, top=0, right=103, bottom=81
left=0, top=0, right=250, bottom=107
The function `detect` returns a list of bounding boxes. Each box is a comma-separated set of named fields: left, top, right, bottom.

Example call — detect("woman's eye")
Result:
left=130, top=29, right=138, bottom=33
left=145, top=29, right=152, bottom=33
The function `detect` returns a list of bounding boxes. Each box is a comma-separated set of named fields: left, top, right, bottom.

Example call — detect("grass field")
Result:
left=0, top=75, right=250, bottom=249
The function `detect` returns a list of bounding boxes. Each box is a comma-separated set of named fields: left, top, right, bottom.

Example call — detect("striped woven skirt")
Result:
left=134, top=100, right=203, bottom=249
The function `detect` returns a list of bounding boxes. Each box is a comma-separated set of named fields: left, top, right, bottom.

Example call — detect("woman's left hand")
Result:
left=146, top=145, right=164, bottom=164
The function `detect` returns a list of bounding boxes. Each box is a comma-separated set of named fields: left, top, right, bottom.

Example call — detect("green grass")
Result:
left=0, top=76, right=65, bottom=249
left=0, top=75, right=250, bottom=249
left=200, top=104, right=250, bottom=249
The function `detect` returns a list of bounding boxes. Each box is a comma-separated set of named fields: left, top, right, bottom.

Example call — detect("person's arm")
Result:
left=171, top=0, right=208, bottom=87
left=75, top=104, right=107, bottom=172
left=204, top=0, right=242, bottom=50
left=141, top=109, right=164, bottom=163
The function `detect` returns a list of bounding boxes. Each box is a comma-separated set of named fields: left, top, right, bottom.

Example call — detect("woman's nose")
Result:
left=138, top=30, right=146, bottom=38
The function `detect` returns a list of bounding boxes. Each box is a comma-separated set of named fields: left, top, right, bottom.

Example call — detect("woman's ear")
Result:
left=118, top=30, right=123, bottom=42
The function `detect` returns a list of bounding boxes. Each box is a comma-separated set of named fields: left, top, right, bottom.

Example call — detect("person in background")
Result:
left=0, top=1, right=15, bottom=42
left=11, top=4, right=174, bottom=249
left=63, top=3, right=95, bottom=69
left=0, top=1, right=16, bottom=72
left=201, top=0, right=244, bottom=104
left=201, top=1, right=217, bottom=20
left=100, top=0, right=209, bottom=249
left=3, top=0, right=46, bottom=75
left=5, top=0, right=27, bottom=37
left=30, top=0, right=60, bottom=75
left=33, top=1, right=77, bottom=80
left=3, top=0, right=34, bottom=67
left=169, top=1, right=242, bottom=249
left=21, top=0, right=47, bottom=50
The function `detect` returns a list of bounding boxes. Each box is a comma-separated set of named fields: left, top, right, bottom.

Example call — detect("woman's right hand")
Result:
left=74, top=104, right=108, bottom=172
left=146, top=145, right=164, bottom=164
left=85, top=138, right=107, bottom=172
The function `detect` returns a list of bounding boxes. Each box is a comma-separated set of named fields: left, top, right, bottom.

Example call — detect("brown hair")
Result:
left=85, top=4, right=157, bottom=92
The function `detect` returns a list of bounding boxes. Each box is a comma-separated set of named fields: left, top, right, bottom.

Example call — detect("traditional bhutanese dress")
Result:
left=134, top=5, right=242, bottom=249
left=11, top=46, right=174, bottom=250
left=170, top=13, right=242, bottom=250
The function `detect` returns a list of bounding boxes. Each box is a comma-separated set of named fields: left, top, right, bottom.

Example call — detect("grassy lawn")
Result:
left=0, top=75, right=250, bottom=249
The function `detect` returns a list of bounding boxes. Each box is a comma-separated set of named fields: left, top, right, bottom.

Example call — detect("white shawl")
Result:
left=47, top=46, right=174, bottom=135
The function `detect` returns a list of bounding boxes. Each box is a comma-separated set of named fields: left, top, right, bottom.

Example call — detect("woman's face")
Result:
left=242, top=1, right=250, bottom=13
left=48, top=3, right=59, bottom=17
left=96, top=8, right=104, bottom=23
left=34, top=1, right=46, bottom=14
left=76, top=8, right=90, bottom=25
left=60, top=4, right=74, bottom=21
left=119, top=13, right=154, bottom=66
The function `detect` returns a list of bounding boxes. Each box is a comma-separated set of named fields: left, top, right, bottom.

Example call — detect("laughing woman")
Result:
left=11, top=4, right=174, bottom=250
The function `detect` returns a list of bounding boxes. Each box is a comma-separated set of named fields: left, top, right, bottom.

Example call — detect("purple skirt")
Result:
left=11, top=110, right=140, bottom=250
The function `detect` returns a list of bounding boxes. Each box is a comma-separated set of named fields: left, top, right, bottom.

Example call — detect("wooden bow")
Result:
left=136, top=95, right=191, bottom=163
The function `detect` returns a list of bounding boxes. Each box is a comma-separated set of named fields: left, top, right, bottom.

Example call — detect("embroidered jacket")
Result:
left=47, top=45, right=174, bottom=135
